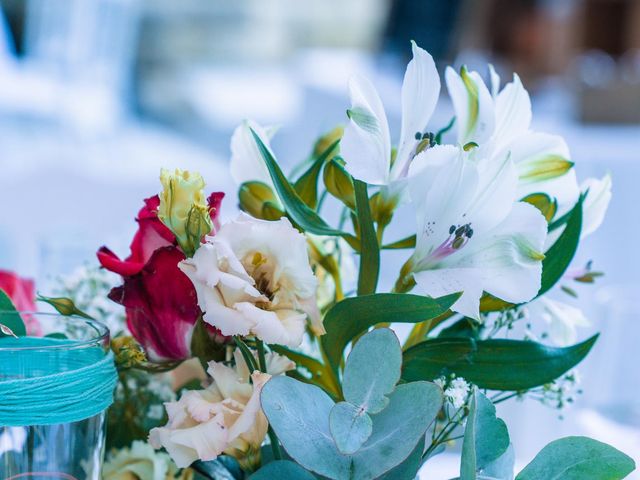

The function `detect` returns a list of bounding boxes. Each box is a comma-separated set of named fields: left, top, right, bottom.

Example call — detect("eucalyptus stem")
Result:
left=255, top=338, right=283, bottom=461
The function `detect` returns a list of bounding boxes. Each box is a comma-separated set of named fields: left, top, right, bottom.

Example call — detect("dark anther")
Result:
left=449, top=225, right=456, bottom=235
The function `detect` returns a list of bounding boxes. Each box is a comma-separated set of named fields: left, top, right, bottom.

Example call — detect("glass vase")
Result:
left=0, top=312, right=111, bottom=480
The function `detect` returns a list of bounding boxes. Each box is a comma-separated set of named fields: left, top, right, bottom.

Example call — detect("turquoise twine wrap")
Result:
left=0, top=336, right=118, bottom=426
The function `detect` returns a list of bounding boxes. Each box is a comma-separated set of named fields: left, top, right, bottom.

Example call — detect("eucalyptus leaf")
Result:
left=0, top=289, right=26, bottom=337
left=249, top=460, right=317, bottom=480
left=480, top=444, right=515, bottom=480
left=329, top=401, right=372, bottom=454
left=376, top=437, right=425, bottom=480
left=460, top=389, right=509, bottom=479
left=343, top=328, right=401, bottom=414
left=515, top=436, right=635, bottom=480
left=321, top=292, right=461, bottom=373
left=250, top=128, right=345, bottom=237
left=402, top=335, right=597, bottom=391
left=354, top=179, right=379, bottom=296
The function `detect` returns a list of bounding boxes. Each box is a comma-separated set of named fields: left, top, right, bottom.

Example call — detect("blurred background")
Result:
left=0, top=0, right=638, bottom=477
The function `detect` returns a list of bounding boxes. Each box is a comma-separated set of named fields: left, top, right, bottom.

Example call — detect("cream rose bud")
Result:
left=158, top=168, right=213, bottom=255
left=179, top=213, right=320, bottom=347
left=149, top=351, right=293, bottom=469
left=102, top=440, right=187, bottom=480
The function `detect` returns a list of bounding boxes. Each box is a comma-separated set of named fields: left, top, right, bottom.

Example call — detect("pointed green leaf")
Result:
left=0, top=289, right=26, bottom=337
left=294, top=139, right=340, bottom=209
left=250, top=129, right=345, bottom=237
left=402, top=335, right=598, bottom=391
left=461, top=389, right=510, bottom=479
left=515, top=436, right=635, bottom=480
left=539, top=198, right=583, bottom=296
left=321, top=292, right=461, bottom=373
left=354, top=180, right=379, bottom=296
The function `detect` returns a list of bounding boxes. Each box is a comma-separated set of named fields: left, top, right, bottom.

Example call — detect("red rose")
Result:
left=0, top=269, right=41, bottom=335
left=97, top=192, right=225, bottom=361
left=108, top=247, right=200, bottom=360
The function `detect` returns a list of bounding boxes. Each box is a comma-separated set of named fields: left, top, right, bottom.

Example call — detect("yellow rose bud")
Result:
left=158, top=168, right=209, bottom=256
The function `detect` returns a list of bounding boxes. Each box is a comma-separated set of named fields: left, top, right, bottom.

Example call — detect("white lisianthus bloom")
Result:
left=149, top=351, right=293, bottom=469
left=230, top=119, right=279, bottom=190
left=102, top=440, right=187, bottom=480
left=406, top=145, right=547, bottom=319
left=179, top=213, right=320, bottom=347
left=581, top=173, right=612, bottom=238
left=341, top=41, right=441, bottom=203
left=446, top=66, right=580, bottom=217
left=525, top=297, right=590, bottom=346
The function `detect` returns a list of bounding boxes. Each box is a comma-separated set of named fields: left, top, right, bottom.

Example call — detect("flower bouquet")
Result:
left=4, top=42, right=633, bottom=479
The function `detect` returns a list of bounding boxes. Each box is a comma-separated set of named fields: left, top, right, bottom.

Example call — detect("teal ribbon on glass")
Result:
left=0, top=337, right=117, bottom=426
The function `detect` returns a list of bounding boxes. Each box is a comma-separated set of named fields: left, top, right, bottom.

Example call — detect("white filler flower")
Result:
left=179, top=213, right=320, bottom=347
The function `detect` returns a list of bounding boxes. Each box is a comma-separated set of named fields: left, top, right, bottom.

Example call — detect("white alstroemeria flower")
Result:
left=446, top=67, right=580, bottom=216
left=230, top=119, right=279, bottom=189
left=581, top=173, right=612, bottom=238
left=407, top=145, right=547, bottom=319
left=525, top=297, right=590, bottom=346
left=341, top=41, right=440, bottom=201
left=179, top=213, right=320, bottom=347
left=149, top=350, right=293, bottom=469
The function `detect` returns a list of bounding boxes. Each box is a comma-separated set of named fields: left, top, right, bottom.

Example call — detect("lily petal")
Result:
left=392, top=41, right=441, bottom=181
left=445, top=66, right=495, bottom=145
left=341, top=74, right=392, bottom=185
left=581, top=173, right=612, bottom=238
left=493, top=74, right=532, bottom=148
left=230, top=120, right=277, bottom=188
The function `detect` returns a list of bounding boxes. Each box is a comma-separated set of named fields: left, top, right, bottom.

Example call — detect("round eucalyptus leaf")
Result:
left=249, top=460, right=317, bottom=480
left=343, top=328, right=401, bottom=414
left=329, top=401, right=372, bottom=454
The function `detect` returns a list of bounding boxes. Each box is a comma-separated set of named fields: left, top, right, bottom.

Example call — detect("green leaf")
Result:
left=329, top=401, right=372, bottom=454
left=481, top=444, right=515, bottom=480
left=261, top=376, right=442, bottom=480
left=354, top=180, right=379, bottom=296
left=382, top=234, right=416, bottom=250
left=376, top=437, right=425, bottom=480
left=294, top=139, right=340, bottom=209
left=480, top=197, right=584, bottom=313
left=539, top=198, right=583, bottom=297
left=249, top=460, right=317, bottom=480
left=0, top=289, right=26, bottom=337
left=36, top=294, right=94, bottom=319
left=515, top=436, right=635, bottom=480
left=321, top=292, right=461, bottom=373
left=343, top=328, right=401, bottom=414
left=461, top=389, right=510, bottom=479
left=250, top=128, right=345, bottom=237
left=402, top=335, right=598, bottom=391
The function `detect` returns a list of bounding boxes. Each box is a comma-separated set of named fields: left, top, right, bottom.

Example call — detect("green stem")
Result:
left=255, top=339, right=283, bottom=461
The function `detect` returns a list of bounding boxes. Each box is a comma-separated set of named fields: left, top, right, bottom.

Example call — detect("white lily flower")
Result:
left=446, top=67, right=580, bottom=216
left=525, top=297, right=590, bottom=346
left=581, top=173, right=612, bottom=238
left=341, top=41, right=440, bottom=201
left=407, top=145, right=547, bottom=319
left=179, top=214, right=320, bottom=347
left=230, top=119, right=279, bottom=189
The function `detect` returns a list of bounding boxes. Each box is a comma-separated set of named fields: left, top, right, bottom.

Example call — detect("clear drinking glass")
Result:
left=0, top=312, right=111, bottom=480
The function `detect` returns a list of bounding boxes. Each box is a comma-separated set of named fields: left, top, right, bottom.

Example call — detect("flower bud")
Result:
left=111, top=336, right=147, bottom=369
left=323, top=158, right=355, bottom=210
left=184, top=204, right=214, bottom=256
left=158, top=168, right=209, bottom=254
left=312, top=125, right=343, bottom=158
left=238, top=181, right=284, bottom=220
left=36, top=295, right=93, bottom=319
